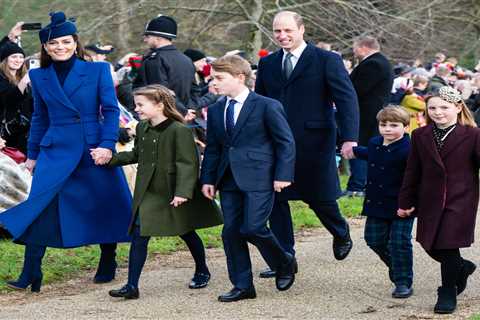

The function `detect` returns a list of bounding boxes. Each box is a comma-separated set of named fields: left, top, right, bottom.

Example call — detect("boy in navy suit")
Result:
left=349, top=106, right=414, bottom=298
left=200, top=55, right=296, bottom=302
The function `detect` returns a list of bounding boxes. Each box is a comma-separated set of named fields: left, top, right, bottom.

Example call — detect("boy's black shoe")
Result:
left=392, top=285, right=413, bottom=298
left=457, top=260, right=476, bottom=295
left=434, top=286, right=457, bottom=314
left=109, top=284, right=139, bottom=299
left=333, top=230, right=353, bottom=261
left=275, top=256, right=297, bottom=291
left=259, top=262, right=298, bottom=279
left=218, top=287, right=256, bottom=302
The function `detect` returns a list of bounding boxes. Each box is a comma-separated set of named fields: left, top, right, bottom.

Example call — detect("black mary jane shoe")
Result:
left=188, top=272, right=211, bottom=289
left=108, top=284, right=139, bottom=299
left=457, top=260, right=476, bottom=295
left=434, top=286, right=457, bottom=314
left=218, top=287, right=256, bottom=302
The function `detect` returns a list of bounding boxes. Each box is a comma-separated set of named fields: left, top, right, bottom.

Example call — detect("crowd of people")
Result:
left=0, top=9, right=478, bottom=316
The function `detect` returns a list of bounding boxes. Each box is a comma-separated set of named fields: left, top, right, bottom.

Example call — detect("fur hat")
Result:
left=39, top=12, right=77, bottom=44
left=144, top=15, right=177, bottom=39
left=183, top=49, right=205, bottom=62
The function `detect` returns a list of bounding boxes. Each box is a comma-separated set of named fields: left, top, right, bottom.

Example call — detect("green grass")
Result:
left=470, top=315, right=480, bottom=320
left=0, top=175, right=363, bottom=292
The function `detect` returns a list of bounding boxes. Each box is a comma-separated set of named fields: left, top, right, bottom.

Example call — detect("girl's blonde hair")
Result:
left=132, top=84, right=185, bottom=123
left=425, top=90, right=477, bottom=128
left=0, top=57, right=27, bottom=85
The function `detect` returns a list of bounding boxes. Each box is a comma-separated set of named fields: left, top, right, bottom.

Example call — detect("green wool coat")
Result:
left=109, top=119, right=223, bottom=237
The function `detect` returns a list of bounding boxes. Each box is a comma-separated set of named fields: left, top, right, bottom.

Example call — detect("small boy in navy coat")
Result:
left=351, top=106, right=413, bottom=298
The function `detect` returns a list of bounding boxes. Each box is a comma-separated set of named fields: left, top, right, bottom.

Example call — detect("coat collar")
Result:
left=41, top=59, right=89, bottom=112
left=271, top=42, right=315, bottom=85
left=418, top=124, right=469, bottom=166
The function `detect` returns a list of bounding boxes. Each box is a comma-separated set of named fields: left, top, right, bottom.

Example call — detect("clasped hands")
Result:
left=90, top=147, right=112, bottom=165
left=340, top=141, right=357, bottom=160
left=201, top=180, right=292, bottom=200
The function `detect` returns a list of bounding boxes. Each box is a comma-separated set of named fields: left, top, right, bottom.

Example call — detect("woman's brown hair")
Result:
left=132, top=84, right=185, bottom=123
left=40, top=34, right=85, bottom=68
left=425, top=92, right=477, bottom=128
left=0, top=56, right=27, bottom=84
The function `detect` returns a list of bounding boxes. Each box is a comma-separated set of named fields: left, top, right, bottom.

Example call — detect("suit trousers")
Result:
left=219, top=169, right=290, bottom=289
left=270, top=198, right=350, bottom=255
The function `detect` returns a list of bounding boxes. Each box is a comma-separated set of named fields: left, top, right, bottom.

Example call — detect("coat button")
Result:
left=378, top=201, right=383, bottom=205
left=380, top=166, right=385, bottom=170
left=376, top=146, right=380, bottom=150
left=366, top=199, right=371, bottom=203
left=368, top=181, right=372, bottom=185
left=370, top=163, right=375, bottom=167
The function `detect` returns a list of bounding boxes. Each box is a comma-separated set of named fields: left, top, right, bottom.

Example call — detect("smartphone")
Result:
left=21, top=23, right=42, bottom=31
left=28, top=58, right=40, bottom=69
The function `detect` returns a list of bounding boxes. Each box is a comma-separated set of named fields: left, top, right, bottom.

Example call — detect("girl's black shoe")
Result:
left=188, top=272, right=211, bottom=289
left=108, top=284, right=139, bottom=299
left=434, top=286, right=457, bottom=314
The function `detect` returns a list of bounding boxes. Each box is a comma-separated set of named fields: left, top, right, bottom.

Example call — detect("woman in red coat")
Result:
left=398, top=86, right=478, bottom=314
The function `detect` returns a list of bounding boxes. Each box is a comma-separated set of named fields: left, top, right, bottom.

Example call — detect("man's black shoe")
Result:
left=275, top=256, right=297, bottom=291
left=333, top=234, right=353, bottom=260
left=218, top=287, right=256, bottom=302
left=108, top=284, right=139, bottom=299
left=259, top=262, right=298, bottom=278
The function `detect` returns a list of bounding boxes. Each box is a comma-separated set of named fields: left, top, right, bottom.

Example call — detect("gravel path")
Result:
left=0, top=217, right=479, bottom=320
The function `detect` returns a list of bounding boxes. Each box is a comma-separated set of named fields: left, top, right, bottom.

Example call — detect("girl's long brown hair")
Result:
left=40, top=34, right=85, bottom=68
left=132, top=84, right=185, bottom=123
left=425, top=94, right=477, bottom=128
left=0, top=57, right=27, bottom=84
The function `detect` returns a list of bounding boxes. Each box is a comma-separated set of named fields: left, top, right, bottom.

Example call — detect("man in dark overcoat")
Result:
left=255, top=11, right=360, bottom=277
left=346, top=36, right=393, bottom=196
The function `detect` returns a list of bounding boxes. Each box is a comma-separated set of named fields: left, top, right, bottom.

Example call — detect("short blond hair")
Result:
left=377, top=106, right=410, bottom=126
left=211, top=55, right=252, bottom=84
left=353, top=36, right=380, bottom=51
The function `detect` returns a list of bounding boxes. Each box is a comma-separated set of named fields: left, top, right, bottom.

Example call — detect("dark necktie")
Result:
left=226, top=99, right=236, bottom=136
left=283, top=52, right=293, bottom=79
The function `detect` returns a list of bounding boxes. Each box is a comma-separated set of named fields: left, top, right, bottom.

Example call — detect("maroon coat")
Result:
left=398, top=124, right=480, bottom=250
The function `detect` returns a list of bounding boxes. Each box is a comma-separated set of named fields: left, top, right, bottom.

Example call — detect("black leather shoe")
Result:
left=189, top=272, right=211, bottom=289
left=218, top=287, right=256, bottom=302
left=457, top=260, right=476, bottom=295
left=333, top=234, right=353, bottom=261
left=276, top=256, right=297, bottom=291
left=434, top=286, right=456, bottom=314
left=392, top=285, right=413, bottom=298
left=109, top=284, right=139, bottom=299
left=259, top=268, right=276, bottom=278
left=259, top=263, right=298, bottom=279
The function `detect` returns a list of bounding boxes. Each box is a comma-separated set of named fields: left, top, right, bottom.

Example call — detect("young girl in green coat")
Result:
left=92, top=84, right=223, bottom=299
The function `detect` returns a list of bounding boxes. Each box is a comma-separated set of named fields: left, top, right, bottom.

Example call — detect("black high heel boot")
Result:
left=94, top=243, right=118, bottom=283
left=6, top=244, right=45, bottom=292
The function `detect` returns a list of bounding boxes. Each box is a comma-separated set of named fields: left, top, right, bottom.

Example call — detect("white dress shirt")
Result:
left=224, top=88, right=250, bottom=128
left=282, top=41, right=307, bottom=70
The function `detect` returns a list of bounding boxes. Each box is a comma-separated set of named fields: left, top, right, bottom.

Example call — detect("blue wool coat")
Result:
left=255, top=43, right=359, bottom=201
left=0, top=59, right=132, bottom=248
left=353, top=134, right=410, bottom=219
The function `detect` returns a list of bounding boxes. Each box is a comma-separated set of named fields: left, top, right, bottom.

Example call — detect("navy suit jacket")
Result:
left=200, top=91, right=295, bottom=192
left=255, top=43, right=359, bottom=201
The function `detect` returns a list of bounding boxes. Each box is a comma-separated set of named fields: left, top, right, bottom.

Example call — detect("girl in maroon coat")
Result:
left=398, top=86, right=478, bottom=314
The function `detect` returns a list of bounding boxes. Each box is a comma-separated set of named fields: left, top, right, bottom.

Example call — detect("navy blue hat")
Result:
left=85, top=44, right=115, bottom=55
left=39, top=12, right=77, bottom=44
left=0, top=42, right=25, bottom=61
left=144, top=15, right=177, bottom=39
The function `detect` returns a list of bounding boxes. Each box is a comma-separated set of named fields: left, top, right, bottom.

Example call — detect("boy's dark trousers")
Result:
left=364, top=216, right=414, bottom=287
left=219, top=167, right=290, bottom=289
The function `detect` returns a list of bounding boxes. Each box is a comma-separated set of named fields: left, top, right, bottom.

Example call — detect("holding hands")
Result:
left=397, top=207, right=415, bottom=218
left=90, top=147, right=112, bottom=165
left=341, top=141, right=357, bottom=160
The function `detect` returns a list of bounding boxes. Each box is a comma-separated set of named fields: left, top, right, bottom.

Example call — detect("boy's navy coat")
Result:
left=0, top=60, right=132, bottom=247
left=255, top=43, right=359, bottom=201
left=200, top=92, right=295, bottom=191
left=354, top=134, right=410, bottom=219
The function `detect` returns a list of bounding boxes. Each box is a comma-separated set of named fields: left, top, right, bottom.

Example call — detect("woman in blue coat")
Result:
left=0, top=12, right=132, bottom=292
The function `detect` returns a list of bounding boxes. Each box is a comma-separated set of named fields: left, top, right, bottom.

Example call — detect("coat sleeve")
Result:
left=398, top=130, right=422, bottom=213
left=108, top=123, right=140, bottom=167
left=97, top=63, right=120, bottom=150
left=325, top=52, right=359, bottom=142
left=200, top=106, right=221, bottom=185
left=27, top=73, right=49, bottom=160
left=254, top=57, right=267, bottom=96
left=264, top=100, right=296, bottom=182
left=353, top=146, right=368, bottom=160
left=173, top=125, right=198, bottom=199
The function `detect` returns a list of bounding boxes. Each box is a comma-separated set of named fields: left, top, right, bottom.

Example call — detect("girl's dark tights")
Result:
left=425, top=248, right=463, bottom=288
